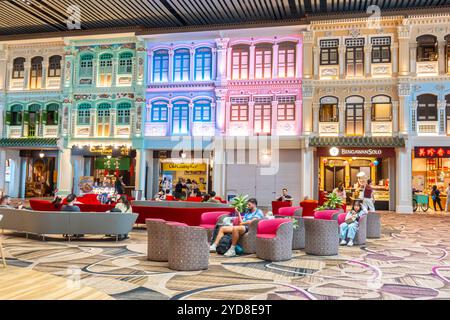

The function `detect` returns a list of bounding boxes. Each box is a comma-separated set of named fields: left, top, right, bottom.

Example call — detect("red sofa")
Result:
left=29, top=199, right=60, bottom=211
left=133, top=205, right=235, bottom=226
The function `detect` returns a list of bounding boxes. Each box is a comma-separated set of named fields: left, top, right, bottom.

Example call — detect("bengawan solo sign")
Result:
left=317, top=147, right=396, bottom=158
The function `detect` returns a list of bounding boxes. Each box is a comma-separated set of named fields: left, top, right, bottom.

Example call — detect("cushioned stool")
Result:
left=304, top=212, right=339, bottom=256
left=238, top=219, right=261, bottom=254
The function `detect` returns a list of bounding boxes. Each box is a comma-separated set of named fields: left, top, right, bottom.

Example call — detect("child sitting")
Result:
left=339, top=200, right=367, bottom=247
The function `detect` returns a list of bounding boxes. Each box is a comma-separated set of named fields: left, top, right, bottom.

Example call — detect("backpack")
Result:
left=216, top=234, right=232, bottom=255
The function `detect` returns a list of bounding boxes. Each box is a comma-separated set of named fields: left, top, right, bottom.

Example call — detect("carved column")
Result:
left=147, top=51, right=153, bottom=83
left=41, top=59, right=47, bottom=89
left=226, top=47, right=233, bottom=80
left=112, top=57, right=118, bottom=86
left=338, top=102, right=346, bottom=136
left=215, top=89, right=227, bottom=133
left=438, top=40, right=446, bottom=75
left=391, top=100, right=399, bottom=135
left=296, top=40, right=303, bottom=79
left=302, top=31, right=313, bottom=79
left=392, top=43, right=399, bottom=75
left=215, top=38, right=229, bottom=84
left=110, top=108, right=116, bottom=137
left=364, top=44, right=372, bottom=77
left=312, top=102, right=320, bottom=134
left=411, top=100, right=418, bottom=135
left=313, top=46, right=320, bottom=79
left=23, top=63, right=30, bottom=90
left=249, top=44, right=255, bottom=79
left=92, top=57, right=98, bottom=87
left=364, top=102, right=372, bottom=137
left=409, top=43, right=417, bottom=76
left=168, top=49, right=174, bottom=82
left=167, top=103, right=173, bottom=136
left=271, top=99, right=278, bottom=135
left=272, top=43, right=279, bottom=78
left=211, top=48, right=217, bottom=81
left=301, top=84, right=313, bottom=135
left=438, top=100, right=446, bottom=135
left=397, top=25, right=411, bottom=76
left=248, top=100, right=255, bottom=135
left=189, top=48, right=195, bottom=81
left=339, top=45, right=346, bottom=79
left=398, top=84, right=411, bottom=135
left=0, top=45, right=6, bottom=90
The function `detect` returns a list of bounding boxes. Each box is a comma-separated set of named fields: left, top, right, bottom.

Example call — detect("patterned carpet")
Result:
left=2, top=212, right=450, bottom=300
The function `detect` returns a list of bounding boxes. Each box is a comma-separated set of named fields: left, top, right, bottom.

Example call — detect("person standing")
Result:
left=431, top=185, right=443, bottom=211
left=276, top=188, right=293, bottom=202
left=445, top=183, right=450, bottom=212
left=114, top=176, right=125, bottom=195
left=362, top=179, right=376, bottom=212
left=333, top=182, right=346, bottom=203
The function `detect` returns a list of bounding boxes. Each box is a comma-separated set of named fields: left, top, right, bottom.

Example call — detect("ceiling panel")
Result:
left=0, top=0, right=447, bottom=38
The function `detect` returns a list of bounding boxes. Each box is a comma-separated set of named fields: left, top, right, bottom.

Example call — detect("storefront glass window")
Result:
left=194, top=47, right=212, bottom=81
left=153, top=49, right=169, bottom=82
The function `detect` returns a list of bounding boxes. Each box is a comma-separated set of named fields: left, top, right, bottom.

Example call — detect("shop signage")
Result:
left=94, top=158, right=130, bottom=170
left=317, top=147, right=396, bottom=158
left=414, top=147, right=450, bottom=158
left=162, top=163, right=207, bottom=171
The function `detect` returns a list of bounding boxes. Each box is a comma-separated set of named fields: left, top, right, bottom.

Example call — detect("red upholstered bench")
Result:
left=198, top=211, right=231, bottom=230
left=133, top=205, right=235, bottom=226
left=271, top=201, right=292, bottom=215
left=29, top=199, right=60, bottom=211
left=77, top=203, right=115, bottom=212
left=277, top=206, right=302, bottom=218
left=187, top=197, right=203, bottom=202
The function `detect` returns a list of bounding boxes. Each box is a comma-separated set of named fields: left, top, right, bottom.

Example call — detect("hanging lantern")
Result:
left=373, top=160, right=379, bottom=166
left=322, top=158, right=328, bottom=164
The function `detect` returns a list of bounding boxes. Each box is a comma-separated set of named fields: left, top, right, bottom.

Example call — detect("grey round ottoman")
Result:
left=304, top=218, right=339, bottom=256
left=367, top=212, right=381, bottom=238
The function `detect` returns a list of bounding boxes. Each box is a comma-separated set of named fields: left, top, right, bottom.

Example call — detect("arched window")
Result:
left=254, top=43, right=272, bottom=79
left=446, top=94, right=450, bottom=135
left=417, top=94, right=438, bottom=121
left=231, top=45, right=250, bottom=80
left=345, top=96, right=364, bottom=135
left=173, top=49, right=190, bottom=81
left=30, top=56, right=43, bottom=89
left=45, top=103, right=59, bottom=125
left=194, top=47, right=212, bottom=81
left=99, top=53, right=113, bottom=86
left=193, top=100, right=212, bottom=122
left=97, top=103, right=111, bottom=136
left=153, top=49, right=169, bottom=82
left=319, top=96, right=339, bottom=122
left=118, top=52, right=133, bottom=75
left=372, top=95, right=392, bottom=122
left=27, top=103, right=41, bottom=137
left=48, top=55, right=62, bottom=77
left=117, top=102, right=131, bottom=125
left=9, top=104, right=23, bottom=126
left=278, top=42, right=296, bottom=77
left=12, top=57, right=25, bottom=79
left=77, top=103, right=91, bottom=125
left=79, top=53, right=93, bottom=82
left=417, top=35, right=438, bottom=62
left=172, top=100, right=189, bottom=134
left=151, top=101, right=168, bottom=122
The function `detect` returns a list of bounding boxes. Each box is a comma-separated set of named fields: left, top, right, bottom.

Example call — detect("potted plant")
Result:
left=316, top=192, right=344, bottom=211
left=230, top=194, right=249, bottom=213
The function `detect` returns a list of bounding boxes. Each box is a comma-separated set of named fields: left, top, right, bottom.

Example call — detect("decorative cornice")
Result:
left=147, top=82, right=215, bottom=90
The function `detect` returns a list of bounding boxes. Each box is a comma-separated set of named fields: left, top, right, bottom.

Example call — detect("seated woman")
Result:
left=339, top=200, right=367, bottom=247
left=112, top=195, right=132, bottom=213
left=209, top=198, right=264, bottom=257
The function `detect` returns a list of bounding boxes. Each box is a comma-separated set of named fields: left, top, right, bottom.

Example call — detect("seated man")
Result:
left=276, top=188, right=293, bottom=202
left=210, top=198, right=264, bottom=257
left=207, top=191, right=221, bottom=203
left=60, top=194, right=81, bottom=212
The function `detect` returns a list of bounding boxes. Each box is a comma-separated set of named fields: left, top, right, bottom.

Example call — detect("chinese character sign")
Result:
left=414, top=147, right=450, bottom=158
